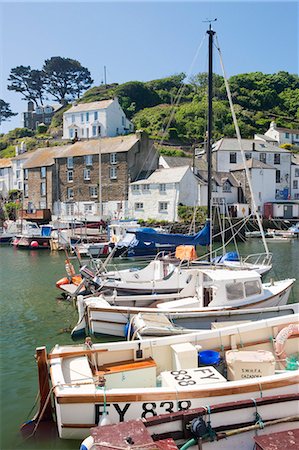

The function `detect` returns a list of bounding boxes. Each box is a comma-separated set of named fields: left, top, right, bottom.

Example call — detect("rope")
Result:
left=204, top=405, right=217, bottom=441
left=251, top=398, right=265, bottom=433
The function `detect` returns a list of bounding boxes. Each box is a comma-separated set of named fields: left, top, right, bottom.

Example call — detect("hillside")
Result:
left=1, top=71, right=298, bottom=158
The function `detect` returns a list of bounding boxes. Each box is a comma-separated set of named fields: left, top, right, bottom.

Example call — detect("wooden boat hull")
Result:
left=53, top=372, right=299, bottom=440
left=46, top=315, right=299, bottom=440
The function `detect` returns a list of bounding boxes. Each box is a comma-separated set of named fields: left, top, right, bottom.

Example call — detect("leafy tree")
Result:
left=7, top=66, right=45, bottom=106
left=115, top=81, right=161, bottom=117
left=0, top=99, right=17, bottom=125
left=43, top=57, right=93, bottom=104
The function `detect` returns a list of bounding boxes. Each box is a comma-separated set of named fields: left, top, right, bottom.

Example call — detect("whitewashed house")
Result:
left=230, top=159, right=276, bottom=213
left=264, top=121, right=299, bottom=146
left=213, top=138, right=292, bottom=200
left=291, top=153, right=299, bottom=200
left=62, top=98, right=133, bottom=140
left=128, top=166, right=199, bottom=222
left=0, top=159, right=12, bottom=199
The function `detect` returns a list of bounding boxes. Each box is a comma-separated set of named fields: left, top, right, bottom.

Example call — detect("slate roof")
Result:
left=213, top=138, right=291, bottom=153
left=23, top=146, right=70, bottom=169
left=231, top=158, right=275, bottom=171
left=160, top=155, right=207, bottom=170
left=131, top=166, right=192, bottom=184
left=254, top=133, right=278, bottom=143
left=56, top=134, right=139, bottom=158
left=65, top=100, right=114, bottom=114
left=197, top=170, right=240, bottom=187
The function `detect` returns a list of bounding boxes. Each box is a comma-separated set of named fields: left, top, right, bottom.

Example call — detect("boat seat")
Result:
left=96, top=357, right=156, bottom=375
left=62, top=356, right=94, bottom=384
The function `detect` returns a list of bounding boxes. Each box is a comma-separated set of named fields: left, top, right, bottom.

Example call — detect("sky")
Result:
left=0, top=0, right=298, bottom=134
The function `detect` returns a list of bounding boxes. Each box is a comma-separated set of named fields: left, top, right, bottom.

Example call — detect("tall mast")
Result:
left=207, top=23, right=215, bottom=259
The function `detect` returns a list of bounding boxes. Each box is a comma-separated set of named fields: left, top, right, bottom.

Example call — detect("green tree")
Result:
left=0, top=99, right=17, bottom=125
left=115, top=81, right=160, bottom=117
left=43, top=57, right=93, bottom=104
left=7, top=66, right=45, bottom=106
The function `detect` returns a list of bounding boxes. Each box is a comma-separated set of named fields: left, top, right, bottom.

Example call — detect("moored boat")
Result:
left=30, top=314, right=299, bottom=440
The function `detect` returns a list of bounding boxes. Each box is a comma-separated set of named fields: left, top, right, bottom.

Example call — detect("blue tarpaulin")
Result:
left=133, top=220, right=210, bottom=246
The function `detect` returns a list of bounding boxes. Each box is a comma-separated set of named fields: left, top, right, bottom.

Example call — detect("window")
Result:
left=17, top=181, right=22, bottom=190
left=24, top=183, right=28, bottom=198
left=295, top=168, right=299, bottom=177
left=293, top=180, right=298, bottom=189
left=0, top=169, right=3, bottom=176
left=226, top=282, right=244, bottom=300
left=16, top=169, right=21, bottom=179
left=110, top=153, right=117, bottom=164
left=81, top=128, right=84, bottom=137
left=245, top=152, right=252, bottom=160
left=159, top=183, right=166, bottom=192
left=67, top=187, right=74, bottom=199
left=85, top=155, right=93, bottom=166
left=159, top=202, right=168, bottom=212
left=142, top=184, right=150, bottom=191
left=66, top=203, right=74, bottom=216
left=45, top=106, right=52, bottom=114
left=92, top=126, right=97, bottom=137
left=94, top=111, right=98, bottom=121
left=84, top=168, right=91, bottom=180
left=71, top=115, right=75, bottom=123
left=229, top=152, right=237, bottom=163
left=67, top=157, right=73, bottom=169
left=110, top=167, right=117, bottom=179
left=295, top=193, right=299, bottom=199
left=244, top=280, right=262, bottom=297
left=259, top=153, right=266, bottom=164
left=84, top=204, right=93, bottom=214
left=17, top=160, right=21, bottom=168
left=24, top=169, right=28, bottom=180
left=122, top=116, right=125, bottom=126
left=45, top=117, right=51, bottom=124
left=212, top=181, right=217, bottom=192
left=285, top=133, right=289, bottom=138
left=41, top=167, right=46, bottom=178
left=132, top=185, right=140, bottom=191
left=81, top=113, right=84, bottom=123
left=69, top=129, right=74, bottom=139
left=274, top=154, right=280, bottom=165
left=89, top=186, right=98, bottom=197
left=222, top=181, right=231, bottom=193
left=67, top=170, right=73, bottom=182
left=116, top=127, right=119, bottom=135
left=135, top=202, right=143, bottom=210
left=296, top=134, right=299, bottom=140
left=276, top=170, right=281, bottom=183
left=40, top=181, right=46, bottom=197
left=86, top=112, right=89, bottom=122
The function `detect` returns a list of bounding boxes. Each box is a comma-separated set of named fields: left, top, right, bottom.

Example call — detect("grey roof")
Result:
left=254, top=134, right=278, bottom=143
left=160, top=155, right=207, bottom=170
left=197, top=170, right=240, bottom=187
left=131, top=166, right=192, bottom=185
left=213, top=138, right=291, bottom=153
left=65, top=100, right=114, bottom=114
left=231, top=158, right=275, bottom=171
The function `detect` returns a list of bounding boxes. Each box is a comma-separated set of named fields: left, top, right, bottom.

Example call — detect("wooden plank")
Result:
left=48, top=348, right=108, bottom=360
left=96, top=358, right=157, bottom=375
left=56, top=374, right=299, bottom=404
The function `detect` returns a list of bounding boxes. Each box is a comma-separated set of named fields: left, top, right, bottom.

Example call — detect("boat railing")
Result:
left=240, top=252, right=273, bottom=267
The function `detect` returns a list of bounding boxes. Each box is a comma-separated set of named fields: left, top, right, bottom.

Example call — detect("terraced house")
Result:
left=21, top=131, right=158, bottom=220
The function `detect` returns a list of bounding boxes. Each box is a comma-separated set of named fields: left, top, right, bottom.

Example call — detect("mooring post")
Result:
left=36, top=346, right=53, bottom=421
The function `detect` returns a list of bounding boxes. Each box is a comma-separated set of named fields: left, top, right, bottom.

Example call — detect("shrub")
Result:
left=36, top=124, right=48, bottom=134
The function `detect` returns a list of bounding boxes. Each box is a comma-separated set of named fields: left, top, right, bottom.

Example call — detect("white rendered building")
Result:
left=213, top=138, right=292, bottom=200
left=128, top=166, right=199, bottom=222
left=62, top=98, right=133, bottom=140
left=264, top=121, right=299, bottom=146
left=0, top=159, right=12, bottom=199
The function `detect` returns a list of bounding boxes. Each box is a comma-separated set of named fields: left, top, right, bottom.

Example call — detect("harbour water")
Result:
left=0, top=240, right=298, bottom=450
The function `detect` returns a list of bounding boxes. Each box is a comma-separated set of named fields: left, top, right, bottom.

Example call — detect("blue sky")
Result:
left=0, top=1, right=298, bottom=133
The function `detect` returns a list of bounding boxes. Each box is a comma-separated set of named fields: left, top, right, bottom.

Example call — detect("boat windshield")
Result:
left=244, top=280, right=262, bottom=297
left=226, top=282, right=244, bottom=300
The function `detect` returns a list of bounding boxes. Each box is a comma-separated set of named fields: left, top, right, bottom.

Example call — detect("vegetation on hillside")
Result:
left=1, top=70, right=298, bottom=158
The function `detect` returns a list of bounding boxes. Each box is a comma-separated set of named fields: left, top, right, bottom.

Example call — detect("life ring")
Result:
left=274, top=323, right=299, bottom=366
left=111, top=234, right=118, bottom=243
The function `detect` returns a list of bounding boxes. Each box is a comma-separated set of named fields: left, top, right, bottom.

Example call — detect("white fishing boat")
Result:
left=70, top=268, right=295, bottom=337
left=31, top=314, right=299, bottom=440
left=80, top=396, right=299, bottom=450
left=72, top=298, right=299, bottom=339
